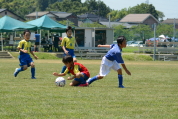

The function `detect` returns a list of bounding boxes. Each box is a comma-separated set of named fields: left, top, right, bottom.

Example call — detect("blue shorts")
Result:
left=18, top=54, right=33, bottom=67
left=64, top=48, right=76, bottom=58
left=74, top=73, right=89, bottom=84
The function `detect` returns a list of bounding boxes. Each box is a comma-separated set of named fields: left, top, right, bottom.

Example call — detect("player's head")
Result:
left=117, top=36, right=127, bottom=48
left=23, top=29, right=31, bottom=41
left=62, top=55, right=73, bottom=67
left=66, top=26, right=73, bottom=37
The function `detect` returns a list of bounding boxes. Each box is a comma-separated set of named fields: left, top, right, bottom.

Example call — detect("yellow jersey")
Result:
left=17, top=39, right=31, bottom=54
left=61, top=36, right=75, bottom=49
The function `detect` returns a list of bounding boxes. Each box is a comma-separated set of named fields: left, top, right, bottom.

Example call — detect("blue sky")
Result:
left=81, top=0, right=178, bottom=20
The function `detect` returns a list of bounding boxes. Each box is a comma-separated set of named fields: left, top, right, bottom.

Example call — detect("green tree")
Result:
left=156, top=24, right=174, bottom=37
left=156, top=10, right=165, bottom=21
left=59, top=20, right=75, bottom=27
left=131, top=24, right=153, bottom=40
left=108, top=8, right=128, bottom=21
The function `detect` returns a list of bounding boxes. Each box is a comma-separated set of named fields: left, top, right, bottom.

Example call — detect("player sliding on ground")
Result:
left=53, top=55, right=89, bottom=87
left=87, top=36, right=131, bottom=88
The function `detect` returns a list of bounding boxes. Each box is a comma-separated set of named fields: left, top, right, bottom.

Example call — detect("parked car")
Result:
left=129, top=41, right=143, bottom=47
left=127, top=41, right=135, bottom=46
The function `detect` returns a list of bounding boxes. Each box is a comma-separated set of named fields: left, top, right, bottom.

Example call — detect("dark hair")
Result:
left=35, top=31, right=37, bottom=34
left=23, top=29, right=31, bottom=35
left=66, top=26, right=72, bottom=33
left=117, top=36, right=126, bottom=45
left=62, top=55, right=73, bottom=63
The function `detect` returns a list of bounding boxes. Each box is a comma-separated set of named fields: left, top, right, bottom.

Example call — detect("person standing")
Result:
left=14, top=30, right=38, bottom=79
left=34, top=31, right=40, bottom=52
left=60, top=26, right=77, bottom=74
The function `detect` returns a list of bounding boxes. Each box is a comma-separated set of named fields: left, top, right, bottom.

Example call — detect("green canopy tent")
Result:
left=0, top=16, right=37, bottom=51
left=27, top=15, right=69, bottom=51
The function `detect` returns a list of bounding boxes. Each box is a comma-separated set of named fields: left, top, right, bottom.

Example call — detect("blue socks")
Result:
left=31, top=68, right=35, bottom=78
left=118, top=74, right=124, bottom=87
left=87, top=76, right=98, bottom=84
left=61, top=66, right=66, bottom=73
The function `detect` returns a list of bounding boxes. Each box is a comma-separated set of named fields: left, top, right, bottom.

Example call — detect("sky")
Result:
left=81, top=0, right=178, bottom=20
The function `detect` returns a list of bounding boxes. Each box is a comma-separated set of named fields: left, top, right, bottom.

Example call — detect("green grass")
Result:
left=0, top=59, right=178, bottom=119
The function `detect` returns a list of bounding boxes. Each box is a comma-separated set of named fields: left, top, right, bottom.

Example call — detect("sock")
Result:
left=87, top=76, right=98, bottom=84
left=118, top=74, right=123, bottom=86
left=31, top=67, right=35, bottom=78
left=61, top=66, right=66, bottom=73
left=18, top=67, right=24, bottom=72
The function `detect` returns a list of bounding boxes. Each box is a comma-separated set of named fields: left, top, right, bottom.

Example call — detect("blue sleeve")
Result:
left=110, top=44, right=115, bottom=48
left=113, top=52, right=124, bottom=64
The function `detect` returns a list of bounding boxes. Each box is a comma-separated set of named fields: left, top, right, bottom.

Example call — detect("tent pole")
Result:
left=1, top=33, right=3, bottom=51
left=40, top=30, right=41, bottom=52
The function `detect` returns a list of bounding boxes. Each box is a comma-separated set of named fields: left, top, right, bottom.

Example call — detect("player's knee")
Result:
left=31, top=64, right=35, bottom=68
left=23, top=67, right=28, bottom=70
left=69, top=83, right=74, bottom=86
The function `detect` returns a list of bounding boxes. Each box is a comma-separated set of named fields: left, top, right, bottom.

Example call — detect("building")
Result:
left=0, top=8, right=25, bottom=21
left=162, top=18, right=178, bottom=29
left=78, top=13, right=109, bottom=24
left=25, top=11, right=78, bottom=26
left=119, top=14, right=159, bottom=29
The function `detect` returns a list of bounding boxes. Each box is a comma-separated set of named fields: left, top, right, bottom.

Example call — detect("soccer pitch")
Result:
left=0, top=59, right=177, bottom=119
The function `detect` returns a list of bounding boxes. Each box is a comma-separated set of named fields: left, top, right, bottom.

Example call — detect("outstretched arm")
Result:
left=121, top=64, right=131, bottom=75
left=53, top=72, right=66, bottom=76
left=98, top=45, right=110, bottom=48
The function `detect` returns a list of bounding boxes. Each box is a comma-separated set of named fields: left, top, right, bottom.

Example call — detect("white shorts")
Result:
left=99, top=57, right=121, bottom=76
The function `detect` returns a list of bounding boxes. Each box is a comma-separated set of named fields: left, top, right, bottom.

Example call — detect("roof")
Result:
left=26, top=11, right=50, bottom=17
left=119, top=14, right=159, bottom=23
left=78, top=13, right=99, bottom=18
left=0, top=8, right=25, bottom=21
left=100, top=22, right=138, bottom=28
left=162, top=18, right=178, bottom=24
left=50, top=11, right=72, bottom=18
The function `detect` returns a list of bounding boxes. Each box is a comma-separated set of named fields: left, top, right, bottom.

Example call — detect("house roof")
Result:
left=0, top=8, right=25, bottom=21
left=50, top=11, right=73, bottom=18
left=78, top=13, right=99, bottom=18
left=162, top=18, right=178, bottom=24
left=26, top=11, right=51, bottom=17
left=100, top=22, right=138, bottom=28
left=119, top=14, right=159, bottom=23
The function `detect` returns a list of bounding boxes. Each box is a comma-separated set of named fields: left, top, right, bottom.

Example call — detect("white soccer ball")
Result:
left=55, top=77, right=66, bottom=87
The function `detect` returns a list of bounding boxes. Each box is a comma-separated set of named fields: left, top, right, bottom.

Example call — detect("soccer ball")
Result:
left=55, top=77, right=66, bottom=87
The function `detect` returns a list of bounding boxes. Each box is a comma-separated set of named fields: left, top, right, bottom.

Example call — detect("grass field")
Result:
left=0, top=59, right=178, bottom=119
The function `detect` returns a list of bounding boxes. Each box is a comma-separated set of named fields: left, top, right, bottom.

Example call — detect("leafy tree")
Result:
left=108, top=8, right=128, bottom=21
left=131, top=24, right=153, bottom=40
left=80, top=22, right=107, bottom=27
left=130, top=3, right=158, bottom=19
left=156, top=24, right=174, bottom=37
left=59, top=20, right=75, bottom=27
left=156, top=10, right=165, bottom=21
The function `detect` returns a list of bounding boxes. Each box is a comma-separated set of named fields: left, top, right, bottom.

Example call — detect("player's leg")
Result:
left=112, top=61, right=124, bottom=88
left=14, top=56, right=28, bottom=77
left=72, top=73, right=88, bottom=86
left=87, top=57, right=110, bottom=85
left=29, top=62, right=36, bottom=79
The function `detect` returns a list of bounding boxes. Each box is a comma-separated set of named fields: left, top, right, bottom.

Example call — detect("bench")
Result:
left=75, top=47, right=109, bottom=53
left=86, top=52, right=105, bottom=59
left=158, top=55, right=178, bottom=61
left=157, top=48, right=178, bottom=54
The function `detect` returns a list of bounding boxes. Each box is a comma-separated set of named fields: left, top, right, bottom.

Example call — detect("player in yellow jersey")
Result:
left=60, top=26, right=77, bottom=73
left=13, top=30, right=38, bottom=79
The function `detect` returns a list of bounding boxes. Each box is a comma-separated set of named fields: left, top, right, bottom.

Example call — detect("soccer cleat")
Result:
left=78, top=82, right=89, bottom=87
left=119, top=85, right=125, bottom=88
left=31, top=77, right=36, bottom=79
left=14, top=68, right=19, bottom=77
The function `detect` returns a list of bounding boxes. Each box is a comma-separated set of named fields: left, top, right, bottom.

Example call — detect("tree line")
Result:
left=0, top=0, right=164, bottom=21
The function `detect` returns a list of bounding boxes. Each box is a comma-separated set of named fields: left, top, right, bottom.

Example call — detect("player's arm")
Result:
left=98, top=45, right=110, bottom=48
left=53, top=72, right=66, bottom=76
left=30, top=50, right=38, bottom=60
left=61, top=38, right=68, bottom=54
left=121, top=63, right=131, bottom=75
